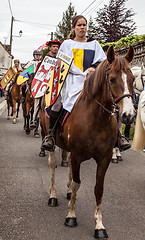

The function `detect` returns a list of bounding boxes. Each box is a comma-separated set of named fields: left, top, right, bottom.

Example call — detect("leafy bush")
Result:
left=100, top=34, right=145, bottom=50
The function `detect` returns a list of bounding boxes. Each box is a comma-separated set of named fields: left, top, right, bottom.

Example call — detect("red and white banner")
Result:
left=31, top=56, right=57, bottom=98
left=37, top=43, right=48, bottom=51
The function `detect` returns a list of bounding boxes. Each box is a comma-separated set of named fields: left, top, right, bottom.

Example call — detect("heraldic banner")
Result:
left=17, top=65, right=34, bottom=85
left=1, top=67, right=16, bottom=89
left=45, top=51, right=72, bottom=107
left=31, top=56, right=57, bottom=98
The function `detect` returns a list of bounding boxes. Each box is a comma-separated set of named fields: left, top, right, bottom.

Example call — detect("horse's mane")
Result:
left=81, top=55, right=129, bottom=102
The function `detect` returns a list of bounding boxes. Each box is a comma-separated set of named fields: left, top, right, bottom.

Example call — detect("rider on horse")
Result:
left=29, top=40, right=62, bottom=130
left=41, top=15, right=107, bottom=152
left=21, top=50, right=42, bottom=104
left=5, top=59, right=22, bottom=100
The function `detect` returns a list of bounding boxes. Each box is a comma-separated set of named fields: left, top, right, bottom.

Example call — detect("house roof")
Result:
left=0, top=41, right=14, bottom=58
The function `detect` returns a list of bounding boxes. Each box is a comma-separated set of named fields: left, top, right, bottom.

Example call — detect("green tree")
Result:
left=54, top=3, right=77, bottom=42
left=93, top=0, right=136, bottom=42
left=87, top=16, right=95, bottom=38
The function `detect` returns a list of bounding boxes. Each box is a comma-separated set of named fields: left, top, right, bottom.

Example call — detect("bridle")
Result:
left=95, top=66, right=134, bottom=116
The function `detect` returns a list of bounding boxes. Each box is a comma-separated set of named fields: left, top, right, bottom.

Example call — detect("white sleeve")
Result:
left=92, top=41, right=107, bottom=64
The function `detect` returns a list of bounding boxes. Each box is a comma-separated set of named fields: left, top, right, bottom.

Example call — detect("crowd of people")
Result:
left=0, top=14, right=144, bottom=154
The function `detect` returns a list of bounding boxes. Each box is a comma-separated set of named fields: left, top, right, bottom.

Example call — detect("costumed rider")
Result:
left=103, top=44, right=131, bottom=152
left=5, top=59, right=22, bottom=100
left=30, top=40, right=62, bottom=130
left=41, top=15, right=107, bottom=152
left=21, top=50, right=42, bottom=104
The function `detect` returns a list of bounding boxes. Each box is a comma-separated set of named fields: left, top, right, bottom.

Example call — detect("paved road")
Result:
left=0, top=107, right=145, bottom=240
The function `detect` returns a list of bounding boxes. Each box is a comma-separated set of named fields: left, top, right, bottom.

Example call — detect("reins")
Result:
left=95, top=66, right=134, bottom=116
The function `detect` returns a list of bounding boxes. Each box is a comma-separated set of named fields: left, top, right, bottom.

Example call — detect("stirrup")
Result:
left=41, top=135, right=55, bottom=152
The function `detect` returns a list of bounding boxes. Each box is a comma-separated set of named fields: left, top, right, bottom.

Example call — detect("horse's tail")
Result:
left=132, top=94, right=145, bottom=151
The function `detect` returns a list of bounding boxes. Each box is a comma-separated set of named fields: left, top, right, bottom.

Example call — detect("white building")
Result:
left=0, top=41, right=13, bottom=75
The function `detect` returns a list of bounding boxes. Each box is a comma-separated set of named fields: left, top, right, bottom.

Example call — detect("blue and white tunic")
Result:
left=57, top=38, right=106, bottom=113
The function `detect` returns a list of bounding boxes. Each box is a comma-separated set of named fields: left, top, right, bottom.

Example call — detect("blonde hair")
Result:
left=67, top=15, right=87, bottom=39
left=14, top=59, right=20, bottom=64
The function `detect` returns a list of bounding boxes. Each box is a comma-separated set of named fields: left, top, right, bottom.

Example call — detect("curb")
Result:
left=0, top=100, right=7, bottom=116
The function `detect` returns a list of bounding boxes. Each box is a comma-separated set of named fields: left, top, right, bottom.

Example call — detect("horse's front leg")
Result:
left=61, top=149, right=68, bottom=167
left=26, top=114, right=30, bottom=135
left=65, top=153, right=81, bottom=227
left=48, top=151, right=58, bottom=207
left=16, top=101, right=20, bottom=121
left=7, top=101, right=10, bottom=119
left=94, top=155, right=111, bottom=239
left=66, top=153, right=72, bottom=200
left=12, top=100, right=16, bottom=124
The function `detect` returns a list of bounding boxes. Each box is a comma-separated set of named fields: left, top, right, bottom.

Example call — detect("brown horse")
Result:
left=39, top=95, right=68, bottom=166
left=7, top=71, right=22, bottom=123
left=22, top=74, right=35, bottom=135
left=47, top=46, right=135, bottom=238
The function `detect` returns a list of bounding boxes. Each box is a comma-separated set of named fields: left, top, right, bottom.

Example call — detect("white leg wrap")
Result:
left=94, top=204, right=105, bottom=230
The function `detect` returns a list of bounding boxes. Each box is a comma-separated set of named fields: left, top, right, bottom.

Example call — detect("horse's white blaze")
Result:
left=66, top=181, right=80, bottom=218
left=94, top=204, right=105, bottom=230
left=122, top=72, right=134, bottom=115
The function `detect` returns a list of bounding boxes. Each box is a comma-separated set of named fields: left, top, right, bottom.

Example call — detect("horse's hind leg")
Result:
left=93, top=156, right=111, bottom=239
left=48, top=151, right=58, bottom=207
left=65, top=153, right=81, bottom=227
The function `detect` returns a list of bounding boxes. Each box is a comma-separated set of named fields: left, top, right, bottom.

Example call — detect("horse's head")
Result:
left=106, top=45, right=135, bottom=124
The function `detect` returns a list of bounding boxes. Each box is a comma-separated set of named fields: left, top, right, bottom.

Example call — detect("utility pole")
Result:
left=10, top=16, right=14, bottom=54
left=51, top=32, right=53, bottom=40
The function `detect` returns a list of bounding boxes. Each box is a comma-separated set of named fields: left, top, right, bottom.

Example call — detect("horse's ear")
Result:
left=107, top=45, right=115, bottom=64
left=125, top=46, right=134, bottom=63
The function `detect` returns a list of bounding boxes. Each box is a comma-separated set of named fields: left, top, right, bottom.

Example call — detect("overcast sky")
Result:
left=1, top=0, right=145, bottom=64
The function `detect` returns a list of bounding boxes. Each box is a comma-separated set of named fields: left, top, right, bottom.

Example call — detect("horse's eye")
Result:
left=110, top=78, right=116, bottom=84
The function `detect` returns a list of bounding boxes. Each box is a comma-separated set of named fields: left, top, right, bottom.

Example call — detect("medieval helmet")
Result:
left=33, top=50, right=42, bottom=56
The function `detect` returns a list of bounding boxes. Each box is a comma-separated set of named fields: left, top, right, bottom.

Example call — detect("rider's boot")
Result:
left=118, top=131, right=131, bottom=151
left=41, top=110, right=60, bottom=152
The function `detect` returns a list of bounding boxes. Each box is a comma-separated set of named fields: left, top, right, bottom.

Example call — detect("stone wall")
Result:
left=115, top=39, right=145, bottom=66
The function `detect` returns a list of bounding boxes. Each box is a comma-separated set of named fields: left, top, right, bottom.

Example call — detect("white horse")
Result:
left=112, top=64, right=145, bottom=162
left=132, top=90, right=145, bottom=151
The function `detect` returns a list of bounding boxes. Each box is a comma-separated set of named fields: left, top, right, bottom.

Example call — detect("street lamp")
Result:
left=13, top=30, right=23, bottom=38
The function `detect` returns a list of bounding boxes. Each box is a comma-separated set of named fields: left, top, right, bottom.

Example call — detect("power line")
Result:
left=84, top=0, right=105, bottom=18
left=81, top=0, right=97, bottom=15
left=7, top=0, right=13, bottom=16
left=15, top=19, right=56, bottom=29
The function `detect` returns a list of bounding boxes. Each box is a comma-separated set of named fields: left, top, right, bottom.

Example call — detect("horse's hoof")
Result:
left=94, top=229, right=108, bottom=239
left=112, top=158, right=118, bottom=163
left=67, top=192, right=71, bottom=200
left=61, top=161, right=68, bottom=167
left=13, top=119, right=16, bottom=124
left=65, top=217, right=77, bottom=227
left=48, top=198, right=58, bottom=207
left=117, top=156, right=123, bottom=161
left=26, top=129, right=31, bottom=135
left=7, top=116, right=10, bottom=120
left=39, top=151, right=46, bottom=157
